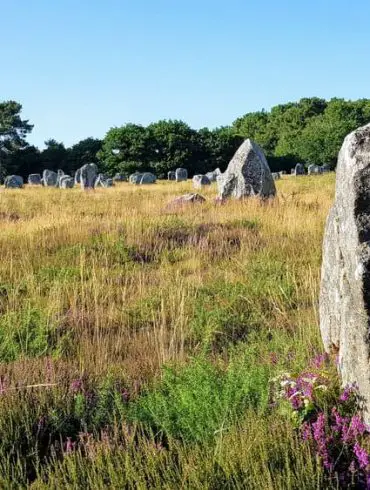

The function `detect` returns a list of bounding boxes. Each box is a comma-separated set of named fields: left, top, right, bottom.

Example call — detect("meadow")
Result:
left=0, top=175, right=336, bottom=489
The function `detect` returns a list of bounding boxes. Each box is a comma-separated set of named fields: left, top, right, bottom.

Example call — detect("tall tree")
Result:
left=0, top=101, right=33, bottom=178
left=41, top=139, right=67, bottom=172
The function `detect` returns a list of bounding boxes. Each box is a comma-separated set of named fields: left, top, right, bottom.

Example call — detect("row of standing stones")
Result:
left=5, top=132, right=370, bottom=422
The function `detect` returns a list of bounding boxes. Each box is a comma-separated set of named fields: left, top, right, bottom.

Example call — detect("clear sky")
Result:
left=1, top=0, right=370, bottom=148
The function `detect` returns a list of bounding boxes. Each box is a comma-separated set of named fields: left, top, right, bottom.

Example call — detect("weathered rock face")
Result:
left=175, top=168, right=188, bottom=182
left=4, top=175, right=23, bottom=188
left=168, top=171, right=176, bottom=181
left=320, top=123, right=370, bottom=423
left=294, top=163, right=305, bottom=175
left=140, top=173, right=156, bottom=184
left=28, top=174, right=42, bottom=185
left=60, top=177, right=75, bottom=188
left=193, top=175, right=211, bottom=189
left=42, top=170, right=58, bottom=186
left=80, top=163, right=98, bottom=190
left=217, top=139, right=276, bottom=200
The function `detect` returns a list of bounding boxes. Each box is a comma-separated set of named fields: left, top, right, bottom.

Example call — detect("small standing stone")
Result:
left=193, top=175, right=211, bottom=189
left=175, top=168, right=188, bottom=182
left=60, top=177, right=75, bottom=188
left=168, top=171, right=176, bottom=181
left=28, top=174, right=42, bottom=185
left=4, top=175, right=23, bottom=188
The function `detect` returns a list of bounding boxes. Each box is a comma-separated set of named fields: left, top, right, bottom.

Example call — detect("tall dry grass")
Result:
left=0, top=174, right=335, bottom=488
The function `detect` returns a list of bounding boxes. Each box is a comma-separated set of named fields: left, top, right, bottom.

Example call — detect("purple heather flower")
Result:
left=65, top=437, right=76, bottom=455
left=70, top=378, right=83, bottom=393
left=311, top=353, right=329, bottom=369
left=354, top=442, right=369, bottom=470
left=269, top=352, right=278, bottom=365
left=121, top=389, right=130, bottom=403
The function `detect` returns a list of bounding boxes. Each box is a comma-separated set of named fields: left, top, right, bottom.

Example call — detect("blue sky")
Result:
left=1, top=0, right=370, bottom=148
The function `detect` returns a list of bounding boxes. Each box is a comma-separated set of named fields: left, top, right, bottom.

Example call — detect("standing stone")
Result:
left=56, top=169, right=65, bottom=187
left=4, top=175, right=23, bottom=188
left=168, top=171, right=176, bottom=181
left=95, top=174, right=114, bottom=188
left=193, top=175, right=211, bottom=189
left=322, top=165, right=331, bottom=173
left=308, top=164, right=323, bottom=175
left=272, top=172, right=281, bottom=181
left=294, top=163, right=305, bottom=175
left=42, top=170, right=58, bottom=186
left=129, top=172, right=143, bottom=184
left=140, top=172, right=156, bottom=184
left=28, top=174, right=42, bottom=185
left=75, top=168, right=82, bottom=185
left=113, top=173, right=128, bottom=182
left=320, top=123, right=370, bottom=423
left=60, top=177, right=75, bottom=188
left=175, top=168, right=188, bottom=182
left=206, top=168, right=221, bottom=182
left=217, top=139, right=276, bottom=200
left=80, top=163, right=98, bottom=190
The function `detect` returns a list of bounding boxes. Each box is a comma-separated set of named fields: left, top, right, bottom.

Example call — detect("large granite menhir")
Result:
left=218, top=139, right=276, bottom=199
left=320, top=123, right=370, bottom=423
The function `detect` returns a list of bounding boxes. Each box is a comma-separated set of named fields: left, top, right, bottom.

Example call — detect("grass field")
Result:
left=0, top=175, right=336, bottom=489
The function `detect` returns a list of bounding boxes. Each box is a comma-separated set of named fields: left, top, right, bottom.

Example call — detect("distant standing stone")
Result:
left=80, top=163, right=98, bottom=190
left=4, top=175, right=23, bottom=188
left=320, top=123, right=370, bottom=424
left=308, top=164, right=323, bottom=175
left=175, top=168, right=188, bottom=182
left=168, top=171, right=176, bottom=181
left=272, top=172, right=281, bottom=180
left=28, top=174, right=42, bottom=185
left=129, top=172, right=143, bottom=184
left=206, top=168, right=221, bottom=182
left=217, top=139, right=276, bottom=199
left=193, top=175, right=211, bottom=189
left=60, top=177, right=75, bottom=188
left=294, top=163, right=305, bottom=175
left=113, top=173, right=128, bottom=182
left=140, top=172, right=156, bottom=184
left=56, top=169, right=65, bottom=187
left=42, top=170, right=58, bottom=186
left=75, top=168, right=81, bottom=185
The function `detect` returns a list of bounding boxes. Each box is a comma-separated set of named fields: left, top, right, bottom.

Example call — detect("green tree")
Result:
left=0, top=101, right=33, bottom=178
left=65, top=137, right=102, bottom=173
left=41, top=139, right=67, bottom=172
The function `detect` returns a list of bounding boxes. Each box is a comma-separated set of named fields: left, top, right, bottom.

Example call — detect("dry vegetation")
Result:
left=0, top=175, right=335, bottom=488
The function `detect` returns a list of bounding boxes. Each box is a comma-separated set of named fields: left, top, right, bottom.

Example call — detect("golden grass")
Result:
left=0, top=175, right=334, bottom=388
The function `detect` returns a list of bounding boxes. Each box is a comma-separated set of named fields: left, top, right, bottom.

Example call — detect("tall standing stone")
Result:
left=217, top=139, right=276, bottom=200
left=56, top=169, right=65, bottom=187
left=320, top=123, right=370, bottom=423
left=80, top=163, right=98, bottom=190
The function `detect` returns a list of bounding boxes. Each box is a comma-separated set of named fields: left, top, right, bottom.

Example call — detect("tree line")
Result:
left=1, top=97, right=370, bottom=179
